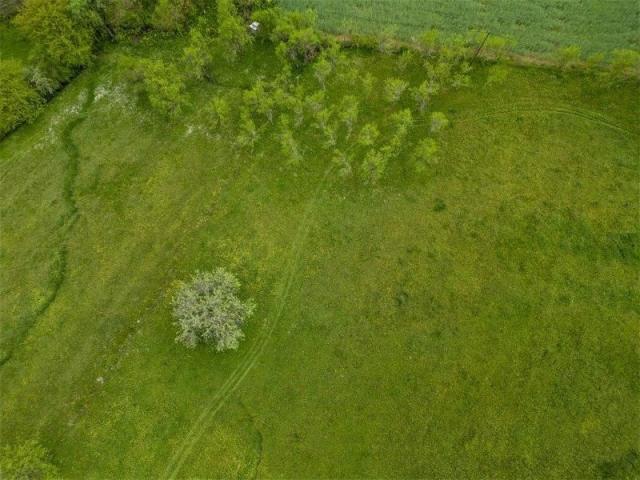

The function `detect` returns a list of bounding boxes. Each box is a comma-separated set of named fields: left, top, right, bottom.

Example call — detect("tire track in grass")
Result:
left=0, top=82, right=95, bottom=367
left=453, top=102, right=635, bottom=138
left=162, top=165, right=335, bottom=480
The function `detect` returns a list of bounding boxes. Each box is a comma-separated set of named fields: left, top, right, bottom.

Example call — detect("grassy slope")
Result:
left=281, top=0, right=640, bottom=56
left=1, top=37, right=639, bottom=479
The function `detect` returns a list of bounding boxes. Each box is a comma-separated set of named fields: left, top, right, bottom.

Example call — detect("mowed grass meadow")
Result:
left=281, top=0, right=640, bottom=56
left=1, top=27, right=638, bottom=477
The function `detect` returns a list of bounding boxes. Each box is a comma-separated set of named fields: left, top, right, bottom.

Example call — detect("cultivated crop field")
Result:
left=1, top=1, right=639, bottom=479
left=281, top=0, right=640, bottom=56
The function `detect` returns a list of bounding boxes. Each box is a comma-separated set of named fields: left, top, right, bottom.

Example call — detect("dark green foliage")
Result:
left=556, top=45, right=582, bottom=70
left=0, top=441, right=59, bottom=479
left=151, top=0, right=196, bottom=32
left=609, top=49, right=640, bottom=81
left=182, top=19, right=214, bottom=80
left=275, top=26, right=322, bottom=67
left=0, top=59, right=42, bottom=138
left=217, top=0, right=253, bottom=61
left=125, top=57, right=187, bottom=117
left=102, top=0, right=155, bottom=33
left=253, top=7, right=325, bottom=67
left=234, top=0, right=276, bottom=21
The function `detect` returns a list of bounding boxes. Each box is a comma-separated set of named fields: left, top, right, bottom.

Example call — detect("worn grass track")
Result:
left=162, top=165, right=335, bottom=480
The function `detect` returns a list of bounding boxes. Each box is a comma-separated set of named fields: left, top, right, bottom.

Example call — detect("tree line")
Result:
left=1, top=0, right=638, bottom=140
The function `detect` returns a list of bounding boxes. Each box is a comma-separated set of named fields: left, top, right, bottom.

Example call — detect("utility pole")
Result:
left=471, top=32, right=490, bottom=64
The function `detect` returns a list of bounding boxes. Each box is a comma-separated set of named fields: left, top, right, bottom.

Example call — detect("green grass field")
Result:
left=1, top=25, right=639, bottom=480
left=281, top=0, right=640, bottom=56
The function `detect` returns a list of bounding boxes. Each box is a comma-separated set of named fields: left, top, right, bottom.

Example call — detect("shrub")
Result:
left=338, top=95, right=359, bottom=138
left=25, top=66, right=58, bottom=97
left=102, top=0, right=152, bottom=34
left=278, top=115, right=302, bottom=165
left=411, top=80, right=435, bottom=113
left=377, top=27, right=397, bottom=55
left=609, top=49, right=640, bottom=79
left=357, top=122, right=380, bottom=147
left=131, top=58, right=187, bottom=117
left=383, top=78, right=409, bottom=103
left=485, top=64, right=509, bottom=87
left=332, top=149, right=352, bottom=177
left=485, top=35, right=512, bottom=60
left=0, top=60, right=43, bottom=138
left=360, top=149, right=386, bottom=184
left=419, top=29, right=440, bottom=57
left=312, top=56, right=332, bottom=88
left=387, top=109, right=413, bottom=154
left=205, top=96, right=230, bottom=130
left=217, top=0, right=253, bottom=61
left=276, top=27, right=322, bottom=68
left=430, top=111, right=449, bottom=133
left=0, top=440, right=59, bottom=480
left=171, top=269, right=255, bottom=351
left=182, top=22, right=214, bottom=81
left=237, top=108, right=259, bottom=150
left=413, top=137, right=439, bottom=169
left=151, top=0, right=195, bottom=32
left=235, top=0, right=276, bottom=21
left=556, top=45, right=582, bottom=70
left=398, top=49, right=416, bottom=71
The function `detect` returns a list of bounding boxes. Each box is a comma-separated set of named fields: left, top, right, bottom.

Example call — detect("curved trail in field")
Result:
left=162, top=165, right=335, bottom=480
left=452, top=102, right=635, bottom=138
left=0, top=83, right=94, bottom=367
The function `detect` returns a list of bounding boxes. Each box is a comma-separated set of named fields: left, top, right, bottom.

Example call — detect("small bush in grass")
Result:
left=0, top=440, right=59, bottom=480
left=430, top=112, right=449, bottom=133
left=485, top=64, right=510, bottom=87
left=383, top=78, right=409, bottom=103
left=556, top=45, right=582, bottom=70
left=172, top=269, right=255, bottom=351
left=609, top=49, right=640, bottom=80
left=413, top=137, right=439, bottom=172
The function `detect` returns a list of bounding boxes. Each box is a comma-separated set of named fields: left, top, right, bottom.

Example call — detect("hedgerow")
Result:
left=2, top=0, right=639, bottom=141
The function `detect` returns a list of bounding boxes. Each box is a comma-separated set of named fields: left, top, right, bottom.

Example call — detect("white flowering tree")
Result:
left=171, top=269, right=255, bottom=351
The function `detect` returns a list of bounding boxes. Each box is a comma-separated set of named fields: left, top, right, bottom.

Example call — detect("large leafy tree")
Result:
left=217, top=0, right=252, bottom=61
left=13, top=0, right=98, bottom=82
